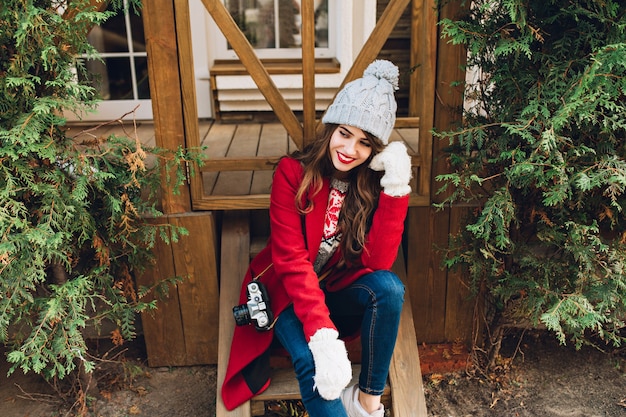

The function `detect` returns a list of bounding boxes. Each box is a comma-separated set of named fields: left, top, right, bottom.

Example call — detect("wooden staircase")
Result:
left=216, top=211, right=427, bottom=416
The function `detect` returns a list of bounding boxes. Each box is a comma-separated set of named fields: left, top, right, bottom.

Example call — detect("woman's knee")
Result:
left=369, top=270, right=405, bottom=305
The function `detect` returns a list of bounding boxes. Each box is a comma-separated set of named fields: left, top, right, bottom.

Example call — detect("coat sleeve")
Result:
left=269, top=158, right=336, bottom=341
left=360, top=192, right=409, bottom=270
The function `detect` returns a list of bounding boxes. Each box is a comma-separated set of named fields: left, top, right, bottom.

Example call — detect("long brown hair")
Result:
left=289, top=123, right=385, bottom=264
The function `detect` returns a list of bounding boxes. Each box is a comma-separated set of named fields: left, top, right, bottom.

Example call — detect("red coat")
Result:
left=221, top=157, right=409, bottom=410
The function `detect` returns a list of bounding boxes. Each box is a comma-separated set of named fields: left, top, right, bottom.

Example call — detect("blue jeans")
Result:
left=273, top=270, right=405, bottom=417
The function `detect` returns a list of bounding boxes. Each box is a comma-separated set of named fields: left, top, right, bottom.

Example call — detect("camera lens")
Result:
left=232, top=304, right=250, bottom=326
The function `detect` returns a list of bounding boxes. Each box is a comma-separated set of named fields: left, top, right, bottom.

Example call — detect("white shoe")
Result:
left=340, top=385, right=384, bottom=417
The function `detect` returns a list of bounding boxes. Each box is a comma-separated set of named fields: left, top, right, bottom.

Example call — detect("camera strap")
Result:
left=253, top=262, right=333, bottom=283
left=252, top=262, right=274, bottom=282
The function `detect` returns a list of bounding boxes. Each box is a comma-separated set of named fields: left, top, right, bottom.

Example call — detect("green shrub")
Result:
left=436, top=0, right=626, bottom=359
left=0, top=0, right=199, bottom=401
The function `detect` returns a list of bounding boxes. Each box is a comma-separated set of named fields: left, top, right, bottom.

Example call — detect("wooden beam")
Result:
left=431, top=0, right=466, bottom=204
left=201, top=157, right=281, bottom=172
left=173, top=0, right=204, bottom=206
left=170, top=213, right=220, bottom=364
left=390, top=248, right=428, bottom=416
left=216, top=211, right=252, bottom=417
left=434, top=0, right=473, bottom=343
left=201, top=0, right=303, bottom=147
left=408, top=207, right=447, bottom=342
left=143, top=0, right=191, bottom=214
left=301, top=0, right=316, bottom=146
left=137, top=213, right=220, bottom=366
left=411, top=0, right=438, bottom=197
left=193, top=195, right=272, bottom=211
left=136, top=218, right=187, bottom=367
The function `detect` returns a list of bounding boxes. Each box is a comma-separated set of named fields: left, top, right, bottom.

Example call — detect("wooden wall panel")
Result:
left=136, top=219, right=187, bottom=367
left=406, top=0, right=470, bottom=344
left=408, top=207, right=448, bottom=343
left=143, top=0, right=191, bottom=214
left=138, top=213, right=220, bottom=366
left=444, top=207, right=474, bottom=342
left=171, top=213, right=220, bottom=364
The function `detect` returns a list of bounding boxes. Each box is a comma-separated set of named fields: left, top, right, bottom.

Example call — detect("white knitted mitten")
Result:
left=308, top=328, right=352, bottom=400
left=369, top=141, right=412, bottom=197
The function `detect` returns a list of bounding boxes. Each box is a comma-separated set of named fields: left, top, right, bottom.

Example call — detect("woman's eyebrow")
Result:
left=338, top=125, right=352, bottom=135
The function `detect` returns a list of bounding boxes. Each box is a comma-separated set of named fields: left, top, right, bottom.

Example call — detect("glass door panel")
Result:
left=68, top=0, right=152, bottom=121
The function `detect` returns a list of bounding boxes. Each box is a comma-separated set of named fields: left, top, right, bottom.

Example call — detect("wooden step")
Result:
left=217, top=211, right=427, bottom=416
left=249, top=364, right=392, bottom=416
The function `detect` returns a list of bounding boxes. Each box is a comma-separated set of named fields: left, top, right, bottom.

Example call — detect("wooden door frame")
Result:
left=142, top=0, right=438, bottom=210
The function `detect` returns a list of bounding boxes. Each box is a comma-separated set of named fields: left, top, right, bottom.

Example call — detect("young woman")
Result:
left=222, top=60, right=412, bottom=417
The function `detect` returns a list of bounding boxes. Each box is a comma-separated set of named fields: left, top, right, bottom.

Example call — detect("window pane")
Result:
left=81, top=58, right=133, bottom=100
left=130, top=11, right=146, bottom=52
left=314, top=0, right=328, bottom=47
left=88, top=10, right=129, bottom=53
left=134, top=57, right=151, bottom=99
left=224, top=0, right=329, bottom=51
left=277, top=0, right=300, bottom=48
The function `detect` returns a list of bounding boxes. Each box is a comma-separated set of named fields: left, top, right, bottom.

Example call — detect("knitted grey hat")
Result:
left=322, top=60, right=399, bottom=145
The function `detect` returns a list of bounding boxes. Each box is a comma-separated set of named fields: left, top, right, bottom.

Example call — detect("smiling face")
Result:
left=328, top=125, right=373, bottom=178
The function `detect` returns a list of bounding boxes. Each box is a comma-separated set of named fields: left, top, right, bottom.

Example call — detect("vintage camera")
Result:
left=232, top=281, right=274, bottom=331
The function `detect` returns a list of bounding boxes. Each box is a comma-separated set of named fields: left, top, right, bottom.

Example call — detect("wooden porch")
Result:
left=68, top=115, right=429, bottom=416
left=80, top=0, right=474, bottom=416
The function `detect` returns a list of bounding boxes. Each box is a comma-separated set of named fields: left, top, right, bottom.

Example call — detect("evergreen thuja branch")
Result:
left=435, top=0, right=626, bottom=359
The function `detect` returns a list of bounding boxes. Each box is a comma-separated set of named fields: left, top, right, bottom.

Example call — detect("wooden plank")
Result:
left=257, top=123, right=289, bottom=155
left=193, top=195, right=272, bottom=211
left=250, top=365, right=391, bottom=410
left=198, top=120, right=214, bottom=141
left=202, top=157, right=280, bottom=172
left=173, top=0, right=203, bottom=205
left=301, top=0, right=316, bottom=145
left=389, top=247, right=428, bottom=417
left=200, top=0, right=303, bottom=146
left=202, top=123, right=237, bottom=195
left=216, top=211, right=252, bottom=417
left=394, top=116, right=420, bottom=128
left=410, top=0, right=438, bottom=197
left=210, top=58, right=341, bottom=75
left=213, top=124, right=261, bottom=196
left=193, top=193, right=430, bottom=211
left=136, top=217, right=187, bottom=367
left=408, top=207, right=448, bottom=342
left=408, top=194, right=430, bottom=207
left=251, top=124, right=288, bottom=194
left=143, top=0, right=191, bottom=214
left=431, top=0, right=467, bottom=204
left=170, top=212, right=220, bottom=364
left=227, top=124, right=263, bottom=159
left=444, top=206, right=474, bottom=342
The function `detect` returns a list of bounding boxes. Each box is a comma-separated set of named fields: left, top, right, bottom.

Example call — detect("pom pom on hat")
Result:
left=363, top=59, right=399, bottom=90
left=322, top=60, right=399, bottom=145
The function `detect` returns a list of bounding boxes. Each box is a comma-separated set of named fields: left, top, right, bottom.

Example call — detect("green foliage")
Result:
left=0, top=0, right=203, bottom=386
left=436, top=0, right=626, bottom=349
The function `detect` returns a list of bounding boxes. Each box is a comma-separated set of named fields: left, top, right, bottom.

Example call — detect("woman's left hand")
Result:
left=307, top=328, right=352, bottom=400
left=369, top=141, right=412, bottom=197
